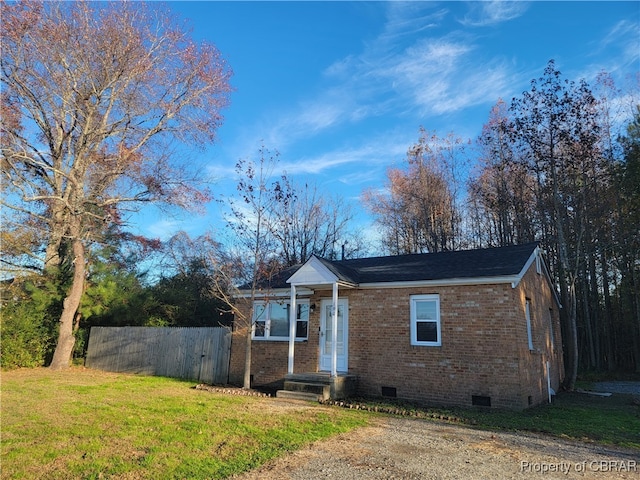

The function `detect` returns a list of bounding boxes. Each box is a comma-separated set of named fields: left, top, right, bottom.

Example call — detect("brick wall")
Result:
left=513, top=265, right=565, bottom=407
left=228, top=260, right=563, bottom=409
left=346, top=283, right=526, bottom=408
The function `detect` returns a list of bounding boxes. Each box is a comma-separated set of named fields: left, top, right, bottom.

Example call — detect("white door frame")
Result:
left=319, top=296, right=348, bottom=373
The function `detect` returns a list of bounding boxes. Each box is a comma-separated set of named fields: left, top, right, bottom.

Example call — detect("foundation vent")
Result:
left=381, top=386, right=397, bottom=398
left=472, top=395, right=491, bottom=407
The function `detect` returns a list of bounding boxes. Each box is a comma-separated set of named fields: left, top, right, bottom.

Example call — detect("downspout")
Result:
left=287, top=284, right=297, bottom=375
left=546, top=359, right=553, bottom=403
left=331, top=281, right=338, bottom=377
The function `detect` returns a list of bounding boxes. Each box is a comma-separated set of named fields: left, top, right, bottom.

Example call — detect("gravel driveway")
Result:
left=593, top=382, right=640, bottom=395
left=233, top=414, right=638, bottom=480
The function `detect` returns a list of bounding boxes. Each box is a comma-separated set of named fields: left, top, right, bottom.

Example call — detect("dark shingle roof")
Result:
left=247, top=242, right=539, bottom=290
left=325, top=242, right=539, bottom=284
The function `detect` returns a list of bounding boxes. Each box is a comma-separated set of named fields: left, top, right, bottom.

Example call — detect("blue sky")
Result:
left=136, top=1, right=639, bottom=246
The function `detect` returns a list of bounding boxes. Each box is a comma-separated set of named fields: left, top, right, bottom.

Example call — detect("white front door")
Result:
left=319, top=298, right=348, bottom=372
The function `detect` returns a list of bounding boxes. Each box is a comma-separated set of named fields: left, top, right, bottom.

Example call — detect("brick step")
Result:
left=281, top=372, right=358, bottom=401
left=284, top=373, right=332, bottom=384
left=275, top=390, right=322, bottom=402
left=283, top=381, right=331, bottom=397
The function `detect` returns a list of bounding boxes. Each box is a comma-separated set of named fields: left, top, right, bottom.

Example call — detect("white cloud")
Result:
left=381, top=3, right=448, bottom=40
left=234, top=2, right=520, bottom=168
left=459, top=1, right=529, bottom=27
left=206, top=162, right=237, bottom=181
left=280, top=130, right=411, bottom=178
left=257, top=97, right=348, bottom=153
left=147, top=219, right=185, bottom=241
left=598, top=20, right=640, bottom=72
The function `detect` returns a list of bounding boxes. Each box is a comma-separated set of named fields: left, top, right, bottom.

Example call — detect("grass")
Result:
left=344, top=390, right=640, bottom=450
left=463, top=392, right=639, bottom=449
left=3, top=369, right=638, bottom=479
left=1, top=368, right=368, bottom=480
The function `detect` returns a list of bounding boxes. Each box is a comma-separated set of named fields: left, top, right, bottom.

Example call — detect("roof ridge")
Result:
left=334, top=241, right=539, bottom=264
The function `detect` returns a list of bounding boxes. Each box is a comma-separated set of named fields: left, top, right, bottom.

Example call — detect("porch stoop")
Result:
left=276, top=373, right=357, bottom=402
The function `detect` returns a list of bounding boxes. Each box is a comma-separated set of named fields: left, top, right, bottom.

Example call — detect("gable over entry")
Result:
left=286, top=256, right=356, bottom=377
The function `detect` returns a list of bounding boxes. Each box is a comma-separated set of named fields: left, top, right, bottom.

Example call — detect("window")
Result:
left=252, top=300, right=309, bottom=341
left=410, top=294, right=441, bottom=346
left=525, top=299, right=534, bottom=350
left=548, top=308, right=555, bottom=352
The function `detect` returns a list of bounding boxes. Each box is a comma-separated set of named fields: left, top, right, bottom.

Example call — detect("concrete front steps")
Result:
left=276, top=372, right=357, bottom=402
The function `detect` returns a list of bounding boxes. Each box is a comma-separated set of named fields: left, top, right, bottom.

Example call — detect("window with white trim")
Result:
left=410, top=294, right=441, bottom=346
left=252, top=300, right=309, bottom=341
left=548, top=308, right=555, bottom=352
left=525, top=298, right=534, bottom=350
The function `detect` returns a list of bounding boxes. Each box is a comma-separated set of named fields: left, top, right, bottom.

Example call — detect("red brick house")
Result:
left=228, top=242, right=564, bottom=409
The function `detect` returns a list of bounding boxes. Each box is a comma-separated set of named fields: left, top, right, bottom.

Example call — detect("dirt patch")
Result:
left=232, top=416, right=639, bottom=480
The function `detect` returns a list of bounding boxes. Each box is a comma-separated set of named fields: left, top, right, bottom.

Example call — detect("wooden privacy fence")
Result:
left=85, top=327, right=231, bottom=384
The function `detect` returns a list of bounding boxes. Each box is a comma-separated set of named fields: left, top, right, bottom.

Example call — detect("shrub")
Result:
left=1, top=299, right=56, bottom=369
left=0, top=277, right=60, bottom=369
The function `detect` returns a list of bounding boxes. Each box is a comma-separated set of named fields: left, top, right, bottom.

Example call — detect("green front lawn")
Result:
left=1, top=368, right=367, bottom=480
left=3, top=368, right=637, bottom=480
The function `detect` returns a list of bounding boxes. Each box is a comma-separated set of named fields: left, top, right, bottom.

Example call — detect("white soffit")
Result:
left=235, top=288, right=314, bottom=299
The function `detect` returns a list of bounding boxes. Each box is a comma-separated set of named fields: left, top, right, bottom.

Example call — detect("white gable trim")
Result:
left=513, top=246, right=562, bottom=309
left=512, top=248, right=539, bottom=288
left=287, top=255, right=338, bottom=286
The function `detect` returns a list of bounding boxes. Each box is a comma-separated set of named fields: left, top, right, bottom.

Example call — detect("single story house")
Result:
left=228, top=242, right=564, bottom=409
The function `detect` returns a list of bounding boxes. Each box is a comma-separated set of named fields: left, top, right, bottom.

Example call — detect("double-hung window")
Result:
left=252, top=300, right=309, bottom=341
left=410, top=294, right=441, bottom=346
left=525, top=299, right=534, bottom=351
left=548, top=308, right=555, bottom=352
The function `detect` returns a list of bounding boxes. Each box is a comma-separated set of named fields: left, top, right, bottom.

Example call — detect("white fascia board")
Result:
left=357, top=276, right=521, bottom=289
left=234, top=288, right=314, bottom=299
left=512, top=248, right=538, bottom=288
left=512, top=247, right=562, bottom=308
left=287, top=255, right=338, bottom=286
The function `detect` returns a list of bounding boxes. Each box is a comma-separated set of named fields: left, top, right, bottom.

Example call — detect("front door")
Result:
left=319, top=298, right=348, bottom=372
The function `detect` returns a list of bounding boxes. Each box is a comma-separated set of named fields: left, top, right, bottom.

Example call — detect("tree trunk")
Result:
left=49, top=235, right=85, bottom=370
left=632, top=262, right=640, bottom=373
left=587, top=252, right=601, bottom=370
left=243, top=324, right=252, bottom=389
left=43, top=204, right=68, bottom=271
left=581, top=275, right=596, bottom=369
left=600, top=250, right=615, bottom=371
left=566, top=279, right=579, bottom=390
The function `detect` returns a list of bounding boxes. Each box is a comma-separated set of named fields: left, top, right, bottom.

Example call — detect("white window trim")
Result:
left=252, top=299, right=309, bottom=341
left=410, top=294, right=442, bottom=347
left=525, top=299, right=534, bottom=351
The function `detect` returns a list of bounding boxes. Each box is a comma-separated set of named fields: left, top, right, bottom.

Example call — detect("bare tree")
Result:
left=363, top=129, right=467, bottom=254
left=273, top=181, right=363, bottom=265
left=509, top=60, right=601, bottom=390
left=615, top=107, right=640, bottom=372
left=468, top=99, right=537, bottom=248
left=1, top=0, right=232, bottom=369
left=217, top=148, right=294, bottom=389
